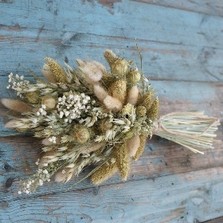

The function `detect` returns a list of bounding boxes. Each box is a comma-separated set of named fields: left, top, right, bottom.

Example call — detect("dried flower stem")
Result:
left=154, top=112, right=220, bottom=154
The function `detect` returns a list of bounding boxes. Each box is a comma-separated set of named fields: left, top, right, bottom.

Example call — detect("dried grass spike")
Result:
left=115, top=143, right=130, bottom=181
left=1, top=99, right=32, bottom=113
left=147, top=97, right=159, bottom=121
left=141, top=91, right=154, bottom=111
left=133, top=134, right=148, bottom=161
left=108, top=79, right=127, bottom=104
left=45, top=57, right=67, bottom=83
left=91, top=162, right=118, bottom=185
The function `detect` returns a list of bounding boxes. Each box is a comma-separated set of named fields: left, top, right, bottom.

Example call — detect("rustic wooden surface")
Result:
left=0, top=1, right=223, bottom=222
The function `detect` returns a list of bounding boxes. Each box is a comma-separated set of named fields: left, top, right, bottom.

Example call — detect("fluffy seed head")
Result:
left=72, top=125, right=90, bottom=144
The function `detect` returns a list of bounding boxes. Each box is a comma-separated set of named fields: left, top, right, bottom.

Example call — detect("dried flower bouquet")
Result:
left=1, top=50, right=220, bottom=194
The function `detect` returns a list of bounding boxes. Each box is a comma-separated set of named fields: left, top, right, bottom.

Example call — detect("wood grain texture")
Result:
left=0, top=0, right=223, bottom=223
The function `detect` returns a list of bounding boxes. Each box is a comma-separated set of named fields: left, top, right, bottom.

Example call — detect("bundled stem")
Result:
left=154, top=112, right=220, bottom=154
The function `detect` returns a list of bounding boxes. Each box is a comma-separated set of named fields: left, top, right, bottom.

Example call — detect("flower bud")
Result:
left=127, top=69, right=141, bottom=84
left=42, top=96, right=56, bottom=110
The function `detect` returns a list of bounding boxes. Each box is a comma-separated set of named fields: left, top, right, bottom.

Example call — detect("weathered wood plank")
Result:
left=1, top=167, right=223, bottom=223
left=133, top=0, right=223, bottom=17
left=0, top=31, right=223, bottom=82
left=0, top=0, right=223, bottom=49
left=0, top=0, right=223, bottom=222
left=203, top=216, right=223, bottom=223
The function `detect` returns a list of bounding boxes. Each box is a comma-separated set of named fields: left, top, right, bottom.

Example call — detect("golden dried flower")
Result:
left=121, top=103, right=134, bottom=117
left=136, top=105, right=147, bottom=117
left=147, top=97, right=159, bottom=121
left=91, top=162, right=118, bottom=185
left=127, top=69, right=141, bottom=84
left=141, top=91, right=154, bottom=111
left=108, top=79, right=127, bottom=104
left=44, top=57, right=67, bottom=83
left=133, top=134, right=148, bottom=161
left=114, top=143, right=130, bottom=181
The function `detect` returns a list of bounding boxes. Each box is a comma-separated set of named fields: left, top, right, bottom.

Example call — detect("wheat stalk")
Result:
left=154, top=112, right=220, bottom=154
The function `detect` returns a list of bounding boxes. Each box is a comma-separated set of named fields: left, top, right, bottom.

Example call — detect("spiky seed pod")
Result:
left=136, top=105, right=147, bottom=117
left=127, top=85, right=139, bottom=105
left=127, top=135, right=141, bottom=157
left=133, top=135, right=148, bottom=161
left=91, top=162, right=118, bottom=185
left=42, top=96, right=57, bottom=110
left=127, top=69, right=141, bottom=85
left=72, top=125, right=90, bottom=144
left=99, top=119, right=113, bottom=133
left=141, top=91, right=154, bottom=111
left=44, top=57, right=67, bottom=83
left=25, top=91, right=40, bottom=104
left=108, top=79, right=127, bottom=104
left=147, top=97, right=159, bottom=121
left=114, top=143, right=130, bottom=181
left=1, top=99, right=32, bottom=113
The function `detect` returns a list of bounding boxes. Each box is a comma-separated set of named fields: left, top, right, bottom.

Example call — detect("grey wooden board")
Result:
left=0, top=0, right=223, bottom=223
